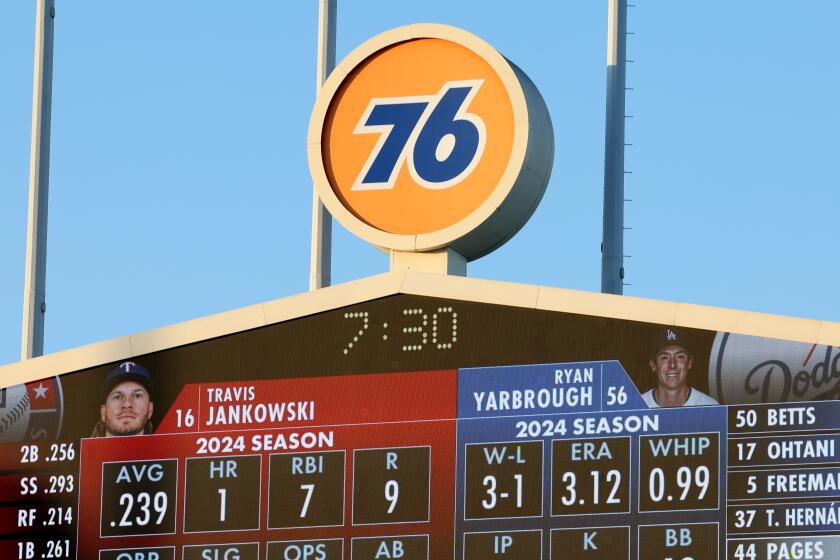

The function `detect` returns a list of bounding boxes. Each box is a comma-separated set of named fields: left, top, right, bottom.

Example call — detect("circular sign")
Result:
left=308, top=24, right=553, bottom=260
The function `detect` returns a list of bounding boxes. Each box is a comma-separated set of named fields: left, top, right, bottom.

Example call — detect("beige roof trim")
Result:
left=1, top=271, right=837, bottom=387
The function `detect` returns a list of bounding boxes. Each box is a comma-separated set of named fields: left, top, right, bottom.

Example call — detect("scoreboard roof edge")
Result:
left=1, top=271, right=838, bottom=387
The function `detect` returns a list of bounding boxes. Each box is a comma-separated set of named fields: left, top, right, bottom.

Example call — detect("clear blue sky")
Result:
left=1, top=1, right=838, bottom=366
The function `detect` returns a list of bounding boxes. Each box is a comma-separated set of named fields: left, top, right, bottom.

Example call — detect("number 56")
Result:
left=352, top=80, right=486, bottom=191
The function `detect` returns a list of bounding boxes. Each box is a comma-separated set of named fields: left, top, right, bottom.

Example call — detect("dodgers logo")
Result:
left=710, top=333, right=840, bottom=404
left=308, top=24, right=553, bottom=259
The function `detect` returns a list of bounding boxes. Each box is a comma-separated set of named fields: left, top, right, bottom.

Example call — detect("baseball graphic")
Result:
left=0, top=384, right=31, bottom=442
left=710, top=332, right=840, bottom=404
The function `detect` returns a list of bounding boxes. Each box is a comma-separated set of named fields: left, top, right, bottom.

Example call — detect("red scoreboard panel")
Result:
left=79, top=371, right=456, bottom=558
left=1, top=275, right=839, bottom=560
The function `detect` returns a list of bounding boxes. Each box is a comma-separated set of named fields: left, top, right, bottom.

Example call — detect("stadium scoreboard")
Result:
left=1, top=288, right=840, bottom=560
left=6, top=16, right=836, bottom=560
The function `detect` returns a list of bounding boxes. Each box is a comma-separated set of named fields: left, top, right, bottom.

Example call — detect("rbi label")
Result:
left=268, top=450, right=345, bottom=528
left=100, top=459, right=177, bottom=537
left=308, top=24, right=553, bottom=259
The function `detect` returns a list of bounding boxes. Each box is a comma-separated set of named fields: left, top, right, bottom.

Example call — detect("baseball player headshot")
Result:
left=91, top=361, right=155, bottom=437
left=642, top=328, right=718, bottom=408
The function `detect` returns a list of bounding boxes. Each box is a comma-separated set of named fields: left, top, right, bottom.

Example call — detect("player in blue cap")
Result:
left=91, top=361, right=155, bottom=437
left=642, top=328, right=718, bottom=408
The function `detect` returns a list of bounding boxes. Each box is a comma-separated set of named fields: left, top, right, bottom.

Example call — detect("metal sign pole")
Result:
left=309, top=0, right=336, bottom=290
left=21, top=0, right=56, bottom=359
left=601, top=0, right=627, bottom=295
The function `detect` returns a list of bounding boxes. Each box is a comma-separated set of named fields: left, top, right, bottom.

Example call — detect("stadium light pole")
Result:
left=601, top=0, right=627, bottom=295
left=21, top=0, right=56, bottom=359
left=309, top=0, right=337, bottom=290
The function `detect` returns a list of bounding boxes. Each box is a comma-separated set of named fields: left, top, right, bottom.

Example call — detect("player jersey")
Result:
left=642, top=387, right=719, bottom=408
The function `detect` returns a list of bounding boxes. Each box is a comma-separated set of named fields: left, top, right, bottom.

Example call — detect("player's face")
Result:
left=100, top=381, right=153, bottom=437
left=650, top=344, right=693, bottom=392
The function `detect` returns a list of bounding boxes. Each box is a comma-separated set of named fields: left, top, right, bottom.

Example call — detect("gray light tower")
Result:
left=309, top=0, right=336, bottom=290
left=21, top=0, right=56, bottom=359
left=601, top=0, right=628, bottom=295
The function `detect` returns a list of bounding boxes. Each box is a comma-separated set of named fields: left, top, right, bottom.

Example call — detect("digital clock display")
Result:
left=1, top=294, right=839, bottom=559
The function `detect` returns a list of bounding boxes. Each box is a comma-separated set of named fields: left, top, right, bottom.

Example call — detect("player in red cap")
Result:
left=91, top=361, right=155, bottom=437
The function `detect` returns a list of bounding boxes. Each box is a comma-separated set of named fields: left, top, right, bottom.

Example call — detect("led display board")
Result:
left=1, top=275, right=838, bottom=559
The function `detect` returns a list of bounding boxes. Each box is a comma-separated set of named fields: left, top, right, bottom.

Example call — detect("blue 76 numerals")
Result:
left=352, top=80, right=486, bottom=191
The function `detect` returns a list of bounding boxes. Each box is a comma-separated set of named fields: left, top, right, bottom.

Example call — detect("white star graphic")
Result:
left=33, top=383, right=48, bottom=399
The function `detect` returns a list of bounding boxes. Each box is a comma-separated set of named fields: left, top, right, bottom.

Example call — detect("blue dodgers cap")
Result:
left=651, top=328, right=693, bottom=357
left=101, top=361, right=154, bottom=402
